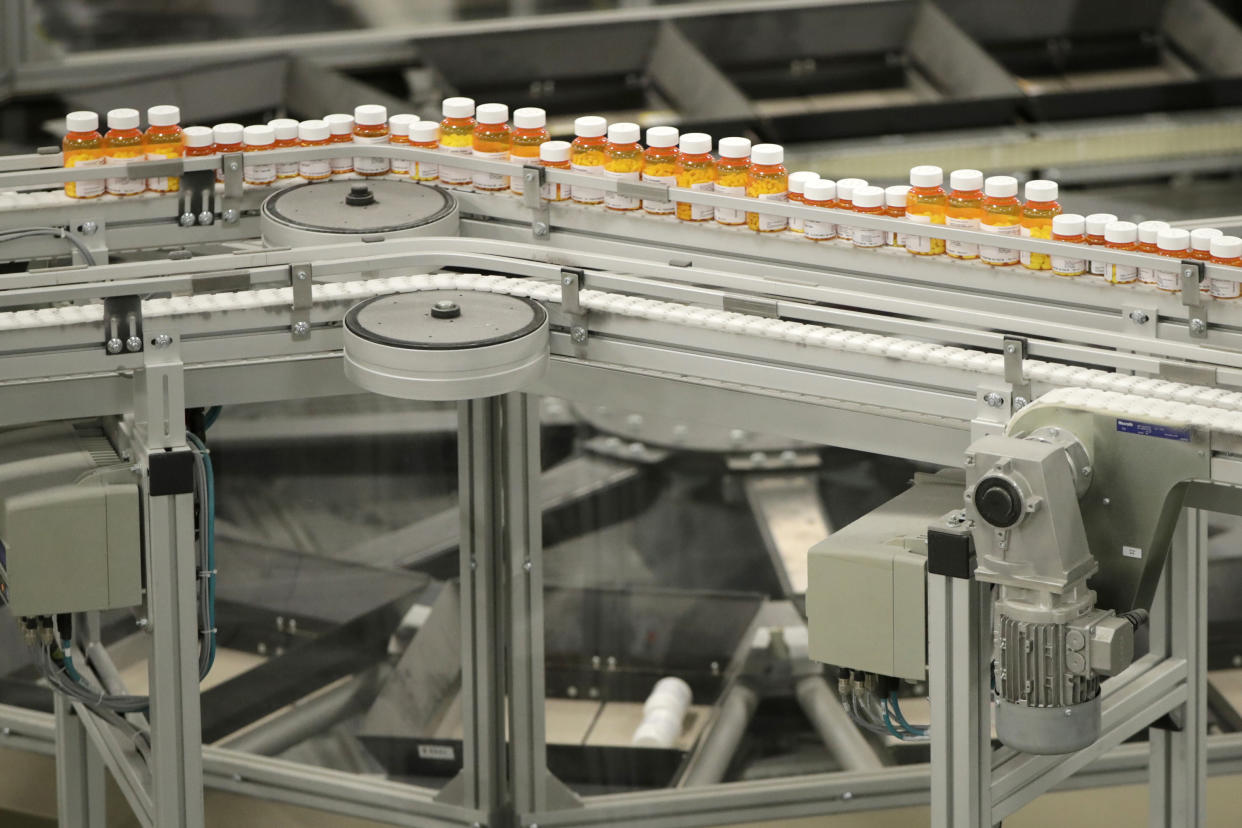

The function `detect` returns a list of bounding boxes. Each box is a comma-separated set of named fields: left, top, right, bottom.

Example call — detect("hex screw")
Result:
left=105, top=338, right=124, bottom=355
left=533, top=221, right=549, bottom=236
left=292, top=321, right=310, bottom=336
left=79, top=221, right=98, bottom=235
left=222, top=208, right=239, bottom=224
left=152, top=334, right=173, bottom=349
left=1012, top=396, right=1029, bottom=410
left=1189, top=318, right=1207, bottom=335
left=197, top=210, right=215, bottom=226
left=570, top=326, right=587, bottom=344
left=1129, top=310, right=1149, bottom=325
left=296, top=270, right=308, bottom=281
left=984, top=392, right=1005, bottom=408
left=125, top=335, right=143, bottom=352
left=179, top=212, right=196, bottom=227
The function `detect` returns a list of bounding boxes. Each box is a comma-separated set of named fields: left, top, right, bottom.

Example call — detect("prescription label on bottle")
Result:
left=805, top=218, right=836, bottom=241
left=1051, top=254, right=1086, bottom=277
left=1108, top=264, right=1137, bottom=285
left=1155, top=268, right=1182, bottom=292
left=413, top=155, right=438, bottom=181
left=946, top=216, right=979, bottom=258
left=604, top=169, right=640, bottom=210
left=330, top=152, right=353, bottom=174
left=245, top=161, right=276, bottom=184
left=853, top=227, right=885, bottom=248
left=686, top=181, right=714, bottom=221
left=106, top=151, right=146, bottom=196
left=1137, top=267, right=1156, bottom=285
left=540, top=178, right=567, bottom=201
left=755, top=191, right=788, bottom=232
left=839, top=223, right=854, bottom=243
left=904, top=213, right=938, bottom=254
left=472, top=149, right=509, bottom=190
left=715, top=185, right=746, bottom=224
left=390, top=154, right=410, bottom=176
left=570, top=163, right=604, bottom=203
left=300, top=157, right=331, bottom=180
left=886, top=229, right=906, bottom=247
left=642, top=173, right=677, bottom=214
left=1211, top=278, right=1241, bottom=300
left=67, top=155, right=105, bottom=198
left=146, top=149, right=181, bottom=193
left=438, top=144, right=473, bottom=186
left=354, top=135, right=390, bottom=175
left=979, top=223, right=1020, bottom=265
left=1122, top=546, right=1143, bottom=559
left=1089, top=258, right=1108, bottom=277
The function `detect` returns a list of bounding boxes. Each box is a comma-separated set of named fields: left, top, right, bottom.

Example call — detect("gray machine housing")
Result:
left=807, top=470, right=965, bottom=681
left=0, top=421, right=142, bottom=617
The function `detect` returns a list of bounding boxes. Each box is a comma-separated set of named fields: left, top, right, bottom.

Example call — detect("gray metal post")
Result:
left=135, top=324, right=206, bottom=828
left=1149, top=509, right=1207, bottom=827
left=928, top=571, right=992, bottom=828
left=455, top=393, right=547, bottom=825
left=54, top=695, right=107, bottom=828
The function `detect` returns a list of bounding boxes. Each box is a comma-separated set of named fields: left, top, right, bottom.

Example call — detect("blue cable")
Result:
left=60, top=641, right=85, bottom=683
left=889, top=693, right=928, bottom=736
left=185, top=431, right=216, bottom=678
left=203, top=406, right=223, bottom=431
left=880, top=701, right=905, bottom=741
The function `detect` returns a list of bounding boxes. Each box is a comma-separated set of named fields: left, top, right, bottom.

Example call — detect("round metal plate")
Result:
left=260, top=179, right=459, bottom=245
left=345, top=291, right=544, bottom=351
left=342, top=290, right=550, bottom=402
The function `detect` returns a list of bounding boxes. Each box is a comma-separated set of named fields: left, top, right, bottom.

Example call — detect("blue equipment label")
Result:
left=1116, top=418, right=1190, bottom=442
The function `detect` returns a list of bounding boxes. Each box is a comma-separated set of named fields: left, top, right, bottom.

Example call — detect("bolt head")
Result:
left=105, top=338, right=123, bottom=354
left=125, top=335, right=143, bottom=352
left=984, top=392, right=1005, bottom=408
left=292, top=320, right=310, bottom=336
left=1012, top=396, right=1028, bottom=410
left=79, top=220, right=98, bottom=235
left=179, top=212, right=196, bottom=227
left=1005, top=344, right=1016, bottom=354
left=1129, top=310, right=1149, bottom=325
left=197, top=210, right=215, bottom=226
left=1190, top=318, right=1208, bottom=335
left=523, top=560, right=533, bottom=572
left=222, top=208, right=239, bottom=224
left=533, top=221, right=549, bottom=236
left=296, top=270, right=308, bottom=281
left=570, top=327, right=588, bottom=344
left=153, top=333, right=173, bottom=348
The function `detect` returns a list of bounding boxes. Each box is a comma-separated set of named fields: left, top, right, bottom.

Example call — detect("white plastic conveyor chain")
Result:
left=1024, top=387, right=1242, bottom=436
left=3, top=271, right=1242, bottom=416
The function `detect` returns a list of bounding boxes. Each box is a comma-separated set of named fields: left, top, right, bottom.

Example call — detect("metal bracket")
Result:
left=220, top=150, right=244, bottom=224
left=102, top=296, right=143, bottom=356
left=561, top=267, right=588, bottom=355
left=522, top=164, right=549, bottom=240
left=290, top=263, right=312, bottom=340
left=1123, top=303, right=1158, bottom=339
left=1180, top=259, right=1208, bottom=338
left=179, top=169, right=217, bottom=227
left=1001, top=337, right=1031, bottom=411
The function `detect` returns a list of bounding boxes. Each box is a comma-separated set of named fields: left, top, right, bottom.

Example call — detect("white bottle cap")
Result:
left=354, top=104, right=387, bottom=126
left=147, top=105, right=180, bottom=127
left=513, top=107, right=546, bottom=130
left=298, top=119, right=330, bottom=142
left=909, top=165, right=943, bottom=187
left=1191, top=227, right=1224, bottom=252
left=950, top=169, right=983, bottom=191
left=410, top=121, right=440, bottom=142
left=1212, top=235, right=1242, bottom=259
left=212, top=122, right=243, bottom=144
left=475, top=103, right=509, bottom=125
left=643, top=677, right=693, bottom=716
left=853, top=185, right=884, bottom=209
left=1137, top=220, right=1169, bottom=244
left=717, top=136, right=751, bottom=158
left=268, top=118, right=299, bottom=140
left=574, top=116, right=607, bottom=138
left=646, top=126, right=679, bottom=148
left=750, top=143, right=784, bottom=165
left=788, top=170, right=819, bottom=194
left=243, top=124, right=275, bottom=146
left=885, top=184, right=910, bottom=207
left=835, top=178, right=867, bottom=201
left=324, top=114, right=354, bottom=135
left=183, top=126, right=213, bottom=148
left=1052, top=213, right=1085, bottom=236
left=1024, top=179, right=1058, bottom=202
left=65, top=111, right=98, bottom=133
left=442, top=97, right=475, bottom=119
left=679, top=132, right=712, bottom=155
left=540, top=140, right=571, bottom=163
left=387, top=113, right=418, bottom=136
left=107, top=108, right=140, bottom=130
left=804, top=178, right=836, bottom=202
left=1085, top=213, right=1117, bottom=236
left=1158, top=227, right=1191, bottom=252
left=1104, top=220, right=1137, bottom=244
left=984, top=175, right=1017, bottom=198
left=607, top=122, right=640, bottom=144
